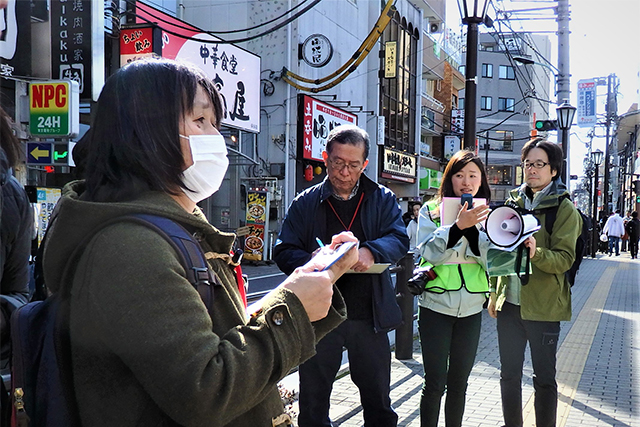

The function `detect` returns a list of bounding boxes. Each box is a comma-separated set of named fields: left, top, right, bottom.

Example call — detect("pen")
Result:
left=315, top=237, right=325, bottom=248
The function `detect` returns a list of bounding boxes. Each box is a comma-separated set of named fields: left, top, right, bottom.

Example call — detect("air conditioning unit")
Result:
left=429, top=21, right=443, bottom=33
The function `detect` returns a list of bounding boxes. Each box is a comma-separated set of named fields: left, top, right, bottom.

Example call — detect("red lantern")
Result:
left=304, top=164, right=313, bottom=181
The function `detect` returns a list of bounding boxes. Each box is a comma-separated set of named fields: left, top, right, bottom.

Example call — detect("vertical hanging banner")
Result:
left=384, top=41, right=397, bottom=78
left=35, top=187, right=62, bottom=246
left=135, top=2, right=260, bottom=133
left=244, top=190, right=270, bottom=261
left=577, top=79, right=597, bottom=128
left=299, top=95, right=357, bottom=162
left=50, top=0, right=103, bottom=101
left=444, top=135, right=461, bottom=160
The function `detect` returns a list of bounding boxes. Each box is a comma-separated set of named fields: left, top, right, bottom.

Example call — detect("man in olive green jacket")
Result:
left=488, top=138, right=582, bottom=427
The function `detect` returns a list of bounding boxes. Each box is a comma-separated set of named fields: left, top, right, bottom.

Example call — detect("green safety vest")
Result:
left=419, top=200, right=489, bottom=294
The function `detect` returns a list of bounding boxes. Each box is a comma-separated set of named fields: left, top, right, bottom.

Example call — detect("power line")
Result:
left=127, top=0, right=322, bottom=44
left=122, top=0, right=314, bottom=35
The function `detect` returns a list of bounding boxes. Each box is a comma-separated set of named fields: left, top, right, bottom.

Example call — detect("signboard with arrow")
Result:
left=26, top=142, right=69, bottom=165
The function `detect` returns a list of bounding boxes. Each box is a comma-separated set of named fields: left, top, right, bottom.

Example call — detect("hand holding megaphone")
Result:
left=523, top=235, right=537, bottom=258
left=456, top=202, right=491, bottom=230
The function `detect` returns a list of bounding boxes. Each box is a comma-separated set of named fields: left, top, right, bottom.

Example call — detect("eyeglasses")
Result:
left=522, top=160, right=550, bottom=169
left=328, top=158, right=363, bottom=173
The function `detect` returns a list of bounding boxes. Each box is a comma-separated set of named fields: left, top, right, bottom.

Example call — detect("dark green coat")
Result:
left=43, top=181, right=346, bottom=426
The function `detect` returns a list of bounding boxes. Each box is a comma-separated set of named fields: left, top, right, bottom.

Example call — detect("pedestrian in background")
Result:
left=414, top=150, right=492, bottom=427
left=602, top=210, right=625, bottom=256
left=0, top=107, right=32, bottom=425
left=488, top=138, right=582, bottom=427
left=41, top=58, right=358, bottom=426
left=274, top=124, right=409, bottom=427
left=626, top=211, right=640, bottom=259
left=621, top=211, right=632, bottom=252
left=406, top=202, right=421, bottom=258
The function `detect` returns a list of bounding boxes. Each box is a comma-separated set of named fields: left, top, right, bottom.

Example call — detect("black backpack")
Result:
left=10, top=214, right=215, bottom=426
left=528, top=195, right=590, bottom=287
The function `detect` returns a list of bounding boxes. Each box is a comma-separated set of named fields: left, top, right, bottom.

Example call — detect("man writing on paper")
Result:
left=274, top=124, right=409, bottom=427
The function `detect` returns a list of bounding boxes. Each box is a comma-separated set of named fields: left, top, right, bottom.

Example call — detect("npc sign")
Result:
left=29, top=81, right=79, bottom=137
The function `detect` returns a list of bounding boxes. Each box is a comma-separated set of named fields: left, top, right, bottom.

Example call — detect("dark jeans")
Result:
left=497, top=302, right=560, bottom=427
left=608, top=236, right=620, bottom=255
left=298, top=319, right=397, bottom=427
left=418, top=307, right=482, bottom=427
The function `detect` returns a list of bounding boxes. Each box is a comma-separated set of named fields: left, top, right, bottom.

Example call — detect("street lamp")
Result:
left=591, top=149, right=603, bottom=258
left=513, top=55, right=559, bottom=74
left=556, top=101, right=577, bottom=183
left=457, top=0, right=490, bottom=150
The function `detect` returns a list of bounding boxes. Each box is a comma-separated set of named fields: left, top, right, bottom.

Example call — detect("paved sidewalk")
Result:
left=281, top=253, right=639, bottom=426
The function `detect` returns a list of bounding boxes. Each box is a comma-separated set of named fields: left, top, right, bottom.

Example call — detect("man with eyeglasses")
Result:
left=274, top=124, right=408, bottom=427
left=488, top=137, right=582, bottom=427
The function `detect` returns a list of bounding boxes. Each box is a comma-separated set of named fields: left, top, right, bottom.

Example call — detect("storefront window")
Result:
left=487, top=165, right=512, bottom=186
left=381, top=12, right=418, bottom=153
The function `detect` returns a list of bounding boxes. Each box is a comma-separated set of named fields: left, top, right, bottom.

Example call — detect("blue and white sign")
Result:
left=577, top=79, right=597, bottom=128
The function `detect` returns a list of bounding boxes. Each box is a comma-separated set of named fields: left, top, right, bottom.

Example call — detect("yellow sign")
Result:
left=384, top=41, right=397, bottom=79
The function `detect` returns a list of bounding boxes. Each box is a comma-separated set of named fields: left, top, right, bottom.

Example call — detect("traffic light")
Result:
left=534, top=120, right=558, bottom=131
left=633, top=180, right=640, bottom=195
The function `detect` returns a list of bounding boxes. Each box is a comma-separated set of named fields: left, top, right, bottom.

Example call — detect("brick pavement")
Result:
left=280, top=253, right=638, bottom=426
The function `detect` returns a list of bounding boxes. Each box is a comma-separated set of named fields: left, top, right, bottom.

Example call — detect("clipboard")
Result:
left=346, top=263, right=391, bottom=274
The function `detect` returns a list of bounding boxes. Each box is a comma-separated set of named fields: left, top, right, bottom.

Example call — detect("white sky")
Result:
left=445, top=0, right=640, bottom=179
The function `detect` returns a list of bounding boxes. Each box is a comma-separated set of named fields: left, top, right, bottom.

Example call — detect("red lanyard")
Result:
left=326, top=192, right=364, bottom=231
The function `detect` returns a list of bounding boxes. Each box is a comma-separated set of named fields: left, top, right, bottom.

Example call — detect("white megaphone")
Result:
left=485, top=205, right=541, bottom=249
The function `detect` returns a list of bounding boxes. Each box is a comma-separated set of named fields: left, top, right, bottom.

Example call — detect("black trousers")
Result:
left=298, top=319, right=397, bottom=427
left=418, top=307, right=482, bottom=427
left=497, top=302, right=560, bottom=427
left=629, top=236, right=639, bottom=258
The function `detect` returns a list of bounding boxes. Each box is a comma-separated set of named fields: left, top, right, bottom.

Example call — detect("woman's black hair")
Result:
left=81, top=58, right=223, bottom=202
left=437, top=150, right=491, bottom=202
left=521, top=137, right=563, bottom=181
left=0, top=107, right=23, bottom=168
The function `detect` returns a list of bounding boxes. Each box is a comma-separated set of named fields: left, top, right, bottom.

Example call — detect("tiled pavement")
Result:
left=277, top=253, right=639, bottom=426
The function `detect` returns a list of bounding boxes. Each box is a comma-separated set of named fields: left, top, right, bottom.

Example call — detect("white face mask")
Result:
left=180, top=134, right=229, bottom=203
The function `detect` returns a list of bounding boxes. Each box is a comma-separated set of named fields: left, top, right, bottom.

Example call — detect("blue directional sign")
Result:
left=27, top=142, right=52, bottom=164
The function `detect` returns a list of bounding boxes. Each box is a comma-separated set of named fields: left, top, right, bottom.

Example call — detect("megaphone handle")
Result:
left=516, top=244, right=530, bottom=286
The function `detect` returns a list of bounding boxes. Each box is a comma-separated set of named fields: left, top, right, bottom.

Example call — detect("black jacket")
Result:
left=0, top=150, right=32, bottom=362
left=273, top=174, right=409, bottom=332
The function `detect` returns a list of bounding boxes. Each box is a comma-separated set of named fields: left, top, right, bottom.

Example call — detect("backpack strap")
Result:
left=126, top=214, right=215, bottom=317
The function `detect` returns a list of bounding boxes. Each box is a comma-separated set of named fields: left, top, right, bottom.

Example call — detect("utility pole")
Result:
left=603, top=74, right=616, bottom=217
left=556, top=0, right=571, bottom=183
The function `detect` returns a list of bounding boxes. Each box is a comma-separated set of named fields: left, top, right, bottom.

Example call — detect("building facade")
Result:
left=459, top=32, right=551, bottom=203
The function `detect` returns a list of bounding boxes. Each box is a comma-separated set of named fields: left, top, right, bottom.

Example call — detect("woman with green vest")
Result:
left=415, top=150, right=492, bottom=427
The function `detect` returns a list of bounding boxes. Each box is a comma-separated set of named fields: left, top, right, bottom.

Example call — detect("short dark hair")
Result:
left=438, top=150, right=491, bottom=202
left=632, top=211, right=638, bottom=219
left=521, top=137, right=563, bottom=181
left=0, top=107, right=23, bottom=168
left=81, top=59, right=223, bottom=202
left=325, top=124, right=369, bottom=160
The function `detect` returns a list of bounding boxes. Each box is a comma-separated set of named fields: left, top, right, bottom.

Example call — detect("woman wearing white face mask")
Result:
left=43, top=59, right=357, bottom=427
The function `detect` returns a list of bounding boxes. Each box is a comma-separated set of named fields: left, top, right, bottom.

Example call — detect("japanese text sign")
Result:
left=300, top=95, right=357, bottom=162
left=577, top=79, right=597, bottom=128
left=135, top=2, right=261, bottom=134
